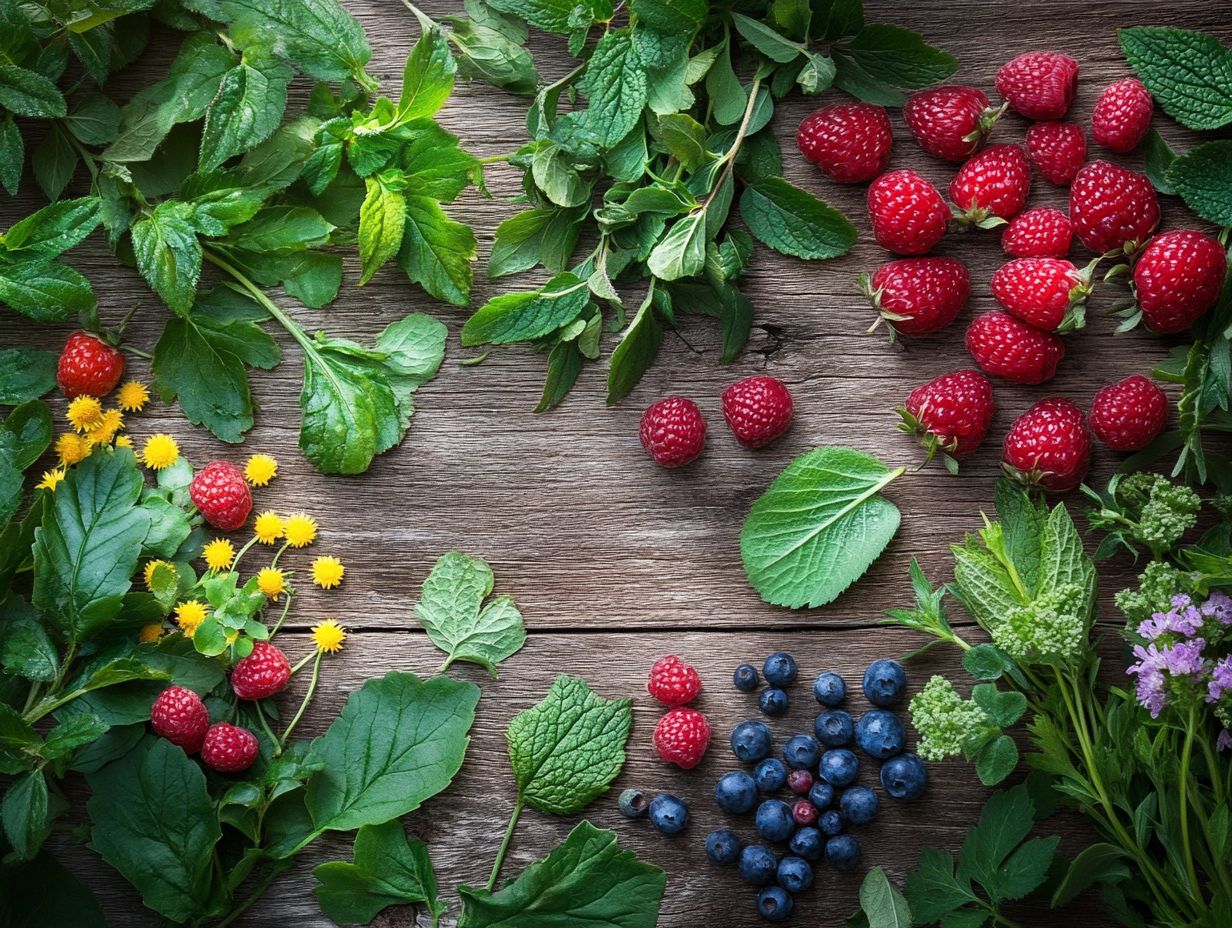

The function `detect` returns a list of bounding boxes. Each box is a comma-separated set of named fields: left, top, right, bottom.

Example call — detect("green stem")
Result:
left=229, top=535, right=260, bottom=572
left=269, top=594, right=293, bottom=637
left=701, top=75, right=762, bottom=211
left=279, top=651, right=321, bottom=748
left=478, top=152, right=519, bottom=165
left=255, top=701, right=280, bottom=754
left=291, top=651, right=315, bottom=674
left=211, top=862, right=288, bottom=928
left=1179, top=708, right=1205, bottom=904
left=485, top=798, right=524, bottom=892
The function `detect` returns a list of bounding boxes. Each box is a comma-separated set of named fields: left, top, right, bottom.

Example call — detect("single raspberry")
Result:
left=1025, top=122, right=1086, bottom=185
left=640, top=396, right=706, bottom=467
left=1069, top=160, right=1160, bottom=256
left=867, top=169, right=949, bottom=256
left=898, top=369, right=995, bottom=468
left=189, top=461, right=253, bottom=531
left=1002, top=397, right=1091, bottom=492
left=995, top=51, right=1079, bottom=120
left=1001, top=207, right=1073, bottom=258
left=861, top=257, right=970, bottom=338
left=902, top=85, right=1003, bottom=162
left=229, top=640, right=292, bottom=700
left=721, top=376, right=793, bottom=448
left=150, top=685, right=209, bottom=754
left=200, top=722, right=259, bottom=773
left=1090, top=375, right=1168, bottom=451
left=796, top=103, right=893, bottom=184
left=966, top=311, right=1065, bottom=384
left=653, top=707, right=711, bottom=769
left=647, top=655, right=702, bottom=707
left=950, top=144, right=1032, bottom=224
left=1132, top=230, right=1228, bottom=334
left=1092, top=78, right=1153, bottom=153
left=991, top=257, right=1094, bottom=332
left=56, top=331, right=125, bottom=398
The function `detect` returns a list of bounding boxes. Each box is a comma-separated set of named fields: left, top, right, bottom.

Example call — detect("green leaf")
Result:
left=1, top=770, right=53, bottom=860
left=987, top=836, right=1059, bottom=902
left=489, top=206, right=582, bottom=277
left=0, top=258, right=95, bottom=321
left=1119, top=27, right=1232, bottom=130
left=739, top=176, right=856, bottom=259
left=832, top=52, right=906, bottom=106
left=463, top=274, right=591, bottom=346
left=974, top=734, right=1018, bottom=786
left=225, top=205, right=333, bottom=253
left=398, top=26, right=456, bottom=120
left=647, top=211, right=706, bottom=280
left=199, top=53, right=292, bottom=171
left=0, top=851, right=107, bottom=928
left=656, top=113, right=708, bottom=171
left=64, top=91, right=121, bottom=145
left=706, top=44, right=747, bottom=125
left=1143, top=128, right=1178, bottom=195
left=0, top=702, right=39, bottom=774
left=859, top=866, right=912, bottom=928
left=0, top=62, right=67, bottom=118
left=486, top=0, right=589, bottom=35
left=313, top=820, right=442, bottom=924
left=1169, top=140, right=1232, bottom=226
left=904, top=848, right=978, bottom=923
left=579, top=30, right=648, bottom=147
left=131, top=201, right=202, bottom=314
left=537, top=339, right=583, bottom=411
left=629, top=0, right=707, bottom=37
left=358, top=176, right=407, bottom=285
left=0, top=351, right=57, bottom=405
left=0, top=601, right=58, bottom=683
left=507, top=675, right=632, bottom=815
left=842, top=24, right=957, bottom=89
left=4, top=399, right=52, bottom=471
left=971, top=684, right=1027, bottom=727
left=3, top=197, right=103, bottom=258
left=41, top=713, right=109, bottom=761
left=413, top=552, right=526, bottom=675
left=963, top=644, right=1013, bottom=681
left=0, top=114, right=22, bottom=196
left=531, top=141, right=592, bottom=207
left=447, top=16, right=537, bottom=94
left=1051, top=843, right=1131, bottom=907
left=958, top=785, right=1035, bottom=891
left=740, top=447, right=904, bottom=609
left=397, top=195, right=476, bottom=306
left=607, top=296, right=662, bottom=404
left=731, top=12, right=802, bottom=63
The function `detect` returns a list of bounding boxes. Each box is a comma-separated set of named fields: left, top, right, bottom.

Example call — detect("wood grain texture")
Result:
left=1, top=0, right=1230, bottom=925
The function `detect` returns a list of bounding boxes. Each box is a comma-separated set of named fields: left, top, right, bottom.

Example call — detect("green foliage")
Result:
left=1085, top=472, right=1202, bottom=560
left=0, top=197, right=102, bottom=320
left=1167, top=139, right=1232, bottom=227
left=312, top=820, right=445, bottom=925
left=852, top=866, right=912, bottom=928
left=1119, top=27, right=1232, bottom=130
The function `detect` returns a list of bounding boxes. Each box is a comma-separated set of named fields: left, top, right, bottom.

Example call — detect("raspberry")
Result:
left=902, top=85, right=1001, bottom=162
left=229, top=640, right=292, bottom=700
left=1132, top=230, right=1228, bottom=334
left=867, top=169, right=949, bottom=256
left=189, top=461, right=253, bottom=531
left=991, top=257, right=1093, bottom=332
left=1001, top=207, right=1073, bottom=258
left=1002, top=397, right=1091, bottom=492
left=721, top=376, right=794, bottom=448
left=950, top=144, right=1032, bottom=223
left=861, top=257, right=969, bottom=338
left=150, top=685, right=209, bottom=754
left=653, top=707, right=711, bottom=769
left=56, top=332, right=125, bottom=398
left=647, top=655, right=702, bottom=707
left=1069, top=160, right=1159, bottom=256
left=995, top=51, right=1079, bottom=120
left=898, top=369, right=995, bottom=466
left=200, top=722, right=259, bottom=773
left=965, top=311, right=1065, bottom=384
left=640, top=396, right=706, bottom=467
left=796, top=103, right=893, bottom=184
left=1090, top=375, right=1168, bottom=451
left=1025, top=122, right=1086, bottom=185
left=1092, top=78, right=1153, bottom=153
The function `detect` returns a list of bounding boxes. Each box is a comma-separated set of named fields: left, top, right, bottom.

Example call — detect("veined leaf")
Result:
left=0, top=62, right=67, bottom=118
left=414, top=552, right=525, bottom=675
left=578, top=30, right=648, bottom=147
left=198, top=53, right=292, bottom=171
left=358, top=176, right=406, bottom=285
left=397, top=26, right=456, bottom=120
left=396, top=195, right=475, bottom=306
left=131, top=201, right=202, bottom=313
left=313, top=821, right=443, bottom=925
left=739, top=176, right=856, bottom=259
left=0, top=258, right=95, bottom=321
left=462, top=274, right=590, bottom=346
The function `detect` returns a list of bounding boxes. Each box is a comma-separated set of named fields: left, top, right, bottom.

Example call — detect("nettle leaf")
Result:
left=1169, top=140, right=1232, bottom=227
left=904, top=848, right=980, bottom=923
left=578, top=30, right=648, bottom=147
left=65, top=92, right=121, bottom=146
left=1119, top=27, right=1232, bottom=130
left=0, top=350, right=57, bottom=404
left=463, top=273, right=591, bottom=346
left=446, top=13, right=538, bottom=94
left=0, top=62, right=67, bottom=118
left=198, top=52, right=292, bottom=171
left=0, top=258, right=95, bottom=321
left=131, top=201, right=202, bottom=314
left=413, top=552, right=526, bottom=675
left=1, top=770, right=57, bottom=860
left=313, top=821, right=443, bottom=925
left=739, top=176, right=856, bottom=259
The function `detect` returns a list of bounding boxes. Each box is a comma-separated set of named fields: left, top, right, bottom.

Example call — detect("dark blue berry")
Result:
left=714, top=771, right=758, bottom=814
left=648, top=793, right=688, bottom=834
left=788, top=826, right=823, bottom=861
left=813, top=671, right=846, bottom=706
left=855, top=709, right=906, bottom=760
left=862, top=659, right=907, bottom=706
left=618, top=788, right=649, bottom=818
left=763, top=652, right=798, bottom=687
left=733, top=663, right=760, bottom=692
left=808, top=781, right=834, bottom=810
left=757, top=886, right=793, bottom=922
left=759, top=687, right=789, bottom=717
left=755, top=799, right=795, bottom=843
left=777, top=855, right=814, bottom=893
left=731, top=720, right=774, bottom=762
left=738, top=844, right=778, bottom=886
left=819, top=748, right=859, bottom=787
left=754, top=758, right=788, bottom=793
left=819, top=808, right=846, bottom=836
left=880, top=752, right=928, bottom=799
left=814, top=710, right=854, bottom=747
left=782, top=733, right=821, bottom=770
left=840, top=785, right=880, bottom=825
left=706, top=828, right=743, bottom=865
left=825, top=834, right=862, bottom=872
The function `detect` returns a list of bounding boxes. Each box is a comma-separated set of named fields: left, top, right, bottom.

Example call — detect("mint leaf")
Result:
left=0, top=114, right=22, bottom=196
left=131, top=201, right=201, bottom=313
left=198, top=53, right=292, bottom=171
left=628, top=0, right=706, bottom=37
left=607, top=296, right=663, bottom=404
left=842, top=24, right=957, bottom=89
left=64, top=92, right=121, bottom=146
left=647, top=211, right=706, bottom=280
left=732, top=13, right=802, bottom=63
left=486, top=0, right=588, bottom=36
left=579, top=30, right=648, bottom=147
left=958, top=785, right=1035, bottom=891
left=739, top=176, right=857, bottom=259
left=3, top=197, right=102, bottom=258
left=507, top=675, right=632, bottom=815
left=0, top=599, right=58, bottom=683
left=398, top=26, right=455, bottom=120
left=1119, top=27, right=1232, bottom=130
left=446, top=14, right=538, bottom=94
left=3, top=400, right=52, bottom=472
left=312, top=820, right=443, bottom=925
left=1, top=770, right=54, bottom=860
left=463, top=274, right=591, bottom=346
left=0, top=258, right=95, bottom=321
left=358, top=176, right=406, bottom=285
left=741, top=447, right=904, bottom=609
left=859, top=867, right=912, bottom=928
left=413, top=552, right=526, bottom=675
left=1169, top=140, right=1232, bottom=226
left=489, top=207, right=583, bottom=277
left=1143, top=128, right=1178, bottom=195
left=904, top=848, right=978, bottom=922
left=397, top=195, right=476, bottom=306
left=0, top=350, right=57, bottom=404
left=0, top=62, right=66, bottom=118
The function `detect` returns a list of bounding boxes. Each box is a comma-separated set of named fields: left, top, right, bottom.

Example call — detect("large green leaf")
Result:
left=397, top=195, right=476, bottom=306
left=0, top=258, right=95, bottom=321
left=0, top=851, right=107, bottom=928
left=0, top=62, right=66, bottom=118
left=198, top=53, right=292, bottom=171
left=1168, top=140, right=1232, bottom=226
left=413, top=552, right=526, bottom=675
left=462, top=274, right=590, bottom=346
left=131, top=201, right=202, bottom=313
left=739, top=176, right=856, bottom=259
left=1119, top=27, right=1232, bottom=130
left=578, top=30, right=648, bottom=147
left=358, top=176, right=406, bottom=285
left=312, top=821, right=443, bottom=925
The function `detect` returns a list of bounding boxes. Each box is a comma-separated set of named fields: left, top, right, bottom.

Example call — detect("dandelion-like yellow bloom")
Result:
left=67, top=395, right=104, bottom=432
left=202, top=538, right=235, bottom=571
left=284, top=513, right=317, bottom=548
left=141, top=433, right=179, bottom=470
left=253, top=511, right=284, bottom=545
left=116, top=380, right=150, bottom=413
left=257, top=567, right=286, bottom=600
left=56, top=432, right=90, bottom=466
left=245, top=454, right=278, bottom=487
left=311, top=555, right=345, bottom=589
left=36, top=468, right=66, bottom=491
left=312, top=619, right=346, bottom=653
left=85, top=408, right=124, bottom=446
left=114, top=434, right=134, bottom=449
left=143, top=559, right=175, bottom=590
left=174, top=600, right=208, bottom=638
left=138, top=623, right=163, bottom=643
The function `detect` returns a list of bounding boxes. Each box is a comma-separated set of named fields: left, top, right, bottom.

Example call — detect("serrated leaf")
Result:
left=731, top=12, right=802, bottom=64
left=0, top=350, right=55, bottom=405
left=739, top=176, right=856, bottom=259
left=987, top=836, right=1059, bottom=902
left=578, top=30, right=647, bottom=148
left=3, top=197, right=102, bottom=258
left=1119, top=27, right=1232, bottom=130
left=1051, top=843, right=1130, bottom=907
left=606, top=297, right=662, bottom=404
left=647, top=211, right=706, bottom=280
left=65, top=92, right=121, bottom=146
left=859, top=867, right=912, bottom=928
left=398, top=26, right=456, bottom=120
left=903, top=848, right=979, bottom=922
left=1, top=770, right=54, bottom=860
left=0, top=62, right=66, bottom=118
left=0, top=260, right=94, bottom=321
left=462, top=274, right=590, bottom=346
left=1143, top=129, right=1178, bottom=195
left=842, top=24, right=957, bottom=89
left=974, top=734, right=1018, bottom=786
left=313, top=821, right=441, bottom=924
left=358, top=176, right=406, bottom=285
left=396, top=195, right=475, bottom=305
left=486, top=0, right=590, bottom=36
left=971, top=685, right=1027, bottom=727
left=0, top=114, right=22, bottom=196
left=489, top=206, right=583, bottom=277
left=32, top=125, right=78, bottom=201
left=131, top=202, right=201, bottom=313
left=413, top=552, right=526, bottom=675
left=198, top=54, right=292, bottom=171
left=959, top=785, right=1035, bottom=889
left=1168, top=140, right=1232, bottom=226
left=629, top=0, right=706, bottom=37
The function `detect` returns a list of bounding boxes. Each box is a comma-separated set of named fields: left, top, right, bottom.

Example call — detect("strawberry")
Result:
left=190, top=461, right=253, bottom=531
left=949, top=144, right=1031, bottom=225
left=990, top=257, right=1096, bottom=332
left=902, top=86, right=1003, bottom=162
left=1090, top=375, right=1168, bottom=451
left=1025, top=122, right=1086, bottom=185
left=965, top=311, right=1065, bottom=384
left=860, top=257, right=969, bottom=338
left=1132, top=230, right=1228, bottom=334
left=640, top=396, right=706, bottom=467
left=200, top=722, right=259, bottom=773
left=867, top=169, right=949, bottom=256
left=229, top=641, right=292, bottom=700
left=995, top=51, right=1079, bottom=120
left=721, top=376, right=793, bottom=448
left=1069, top=160, right=1160, bottom=256
left=1001, top=207, right=1073, bottom=258
left=150, top=685, right=209, bottom=754
left=653, top=707, right=711, bottom=770
left=1002, top=397, right=1091, bottom=492
left=56, top=331, right=125, bottom=398
left=1092, top=78, right=1153, bottom=153
left=647, top=655, right=702, bottom=707
left=796, top=103, right=894, bottom=183
left=897, top=369, right=995, bottom=472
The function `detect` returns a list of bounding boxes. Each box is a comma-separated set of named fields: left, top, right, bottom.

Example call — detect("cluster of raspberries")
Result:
left=647, top=655, right=711, bottom=768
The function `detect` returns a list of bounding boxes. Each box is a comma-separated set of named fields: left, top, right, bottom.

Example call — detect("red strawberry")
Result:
left=902, top=86, right=1003, bottom=162
left=150, top=685, right=209, bottom=754
left=230, top=641, right=292, bottom=700
left=990, top=257, right=1095, bottom=332
left=647, top=655, right=702, bottom=707
left=1001, top=207, right=1073, bottom=258
left=721, top=376, right=793, bottom=448
left=1132, top=230, right=1228, bottom=334
left=1002, top=397, right=1091, bottom=492
left=897, top=369, right=995, bottom=471
left=965, top=311, right=1065, bottom=384
left=1069, top=160, right=1160, bottom=256
left=860, top=257, right=970, bottom=338
left=1092, top=78, right=1153, bottom=153
left=867, top=169, right=949, bottom=256
left=949, top=144, right=1031, bottom=224
left=56, top=332, right=125, bottom=398
left=1025, top=122, right=1086, bottom=185
left=796, top=103, right=893, bottom=184
left=653, top=707, right=711, bottom=770
left=189, top=461, right=253, bottom=531
left=640, top=396, right=706, bottom=467
left=200, top=722, right=259, bottom=773
left=996, top=51, right=1079, bottom=120
left=1090, top=375, right=1168, bottom=451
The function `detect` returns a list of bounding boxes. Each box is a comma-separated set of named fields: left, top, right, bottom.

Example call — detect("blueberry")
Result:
left=808, top=781, right=834, bottom=810
left=648, top=793, right=688, bottom=834
left=759, top=687, right=789, bottom=716
left=618, top=788, right=649, bottom=818
left=706, top=828, right=743, bottom=865
left=819, top=748, right=860, bottom=787
left=763, top=652, right=798, bottom=687
left=782, top=734, right=822, bottom=770
left=786, top=769, right=813, bottom=795
left=715, top=771, right=758, bottom=814
left=731, top=720, right=774, bottom=762
left=819, top=808, right=846, bottom=836
left=792, top=798, right=818, bottom=827
left=862, top=658, right=907, bottom=706
left=880, top=752, right=929, bottom=799
left=777, top=855, right=814, bottom=893
left=788, top=826, right=823, bottom=861
left=754, top=758, right=788, bottom=793
left=826, top=834, right=862, bottom=872
left=813, top=671, right=847, bottom=706
left=755, top=799, right=795, bottom=843
left=757, top=886, right=794, bottom=922
left=733, top=663, right=760, bottom=692
left=840, top=785, right=880, bottom=825
left=814, top=710, right=854, bottom=747
left=855, top=709, right=906, bottom=760
left=738, top=844, right=779, bottom=886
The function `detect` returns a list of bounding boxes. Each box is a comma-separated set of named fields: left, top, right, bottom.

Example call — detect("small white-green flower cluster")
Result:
left=993, top=583, right=1086, bottom=664
left=910, top=675, right=988, bottom=761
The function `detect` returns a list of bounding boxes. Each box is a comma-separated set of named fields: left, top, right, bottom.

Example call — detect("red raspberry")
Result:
left=861, top=257, right=970, bottom=338
left=991, top=257, right=1093, bottom=332
left=1002, top=207, right=1073, bottom=258
left=867, top=170, right=949, bottom=256
left=200, top=722, right=259, bottom=773
left=898, top=369, right=995, bottom=467
left=995, top=51, right=1079, bottom=120
left=150, top=685, right=209, bottom=754
left=796, top=103, right=893, bottom=184
left=1092, top=78, right=1153, bottom=153
left=1069, top=160, right=1159, bottom=256
left=56, top=331, right=125, bottom=398
left=1025, top=122, right=1086, bottom=185
left=640, top=396, right=706, bottom=467
left=902, top=85, right=1002, bottom=162
left=721, top=375, right=794, bottom=449
left=950, top=144, right=1031, bottom=224
left=653, top=707, right=711, bottom=770
left=189, top=461, right=253, bottom=531
left=229, top=640, right=292, bottom=700
left=966, top=311, right=1065, bottom=384
left=1090, top=375, right=1168, bottom=451
left=1002, top=397, right=1091, bottom=492
left=647, top=655, right=702, bottom=707
left=1133, top=230, right=1228, bottom=334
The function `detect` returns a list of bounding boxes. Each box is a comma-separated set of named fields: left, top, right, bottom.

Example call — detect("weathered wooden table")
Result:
left=2, top=1, right=1228, bottom=925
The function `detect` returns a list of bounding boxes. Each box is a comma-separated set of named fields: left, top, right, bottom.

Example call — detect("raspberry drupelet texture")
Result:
left=867, top=169, right=949, bottom=256
left=1002, top=397, right=1091, bottom=492
left=640, top=396, right=706, bottom=467
left=1025, top=122, right=1086, bottom=185
left=654, top=707, right=711, bottom=769
left=1092, top=78, right=1153, bottom=152
left=721, top=376, right=794, bottom=448
left=902, top=85, right=1000, bottom=161
left=150, top=685, right=209, bottom=753
left=200, top=722, right=260, bottom=773
left=996, top=51, right=1079, bottom=120
left=190, top=461, right=254, bottom=531
left=900, top=369, right=996, bottom=462
left=230, top=640, right=292, bottom=700
left=966, top=311, right=1065, bottom=384
left=1002, top=207, right=1073, bottom=258
left=1069, top=160, right=1160, bottom=255
left=991, top=257, right=1091, bottom=332
left=57, top=332, right=125, bottom=398
left=1132, top=230, right=1228, bottom=334
left=647, top=655, right=702, bottom=707
left=796, top=103, right=893, bottom=183
left=950, top=144, right=1032, bottom=222
left=862, top=257, right=970, bottom=338
left=1090, top=375, right=1168, bottom=451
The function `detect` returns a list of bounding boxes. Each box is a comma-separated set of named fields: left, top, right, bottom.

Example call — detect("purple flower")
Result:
left=1219, top=729, right=1232, bottom=752
left=1202, top=591, right=1232, bottom=625
left=1138, top=605, right=1204, bottom=640
left=1128, top=640, right=1208, bottom=718
left=1208, top=657, right=1232, bottom=703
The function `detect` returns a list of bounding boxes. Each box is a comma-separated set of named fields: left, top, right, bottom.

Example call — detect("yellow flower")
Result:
left=257, top=567, right=286, bottom=600
left=67, top=395, right=104, bottom=432
left=245, top=453, right=278, bottom=487
left=253, top=511, right=284, bottom=545
left=143, top=559, right=175, bottom=590
left=114, top=434, right=134, bottom=449
left=174, top=600, right=208, bottom=638
left=85, top=408, right=124, bottom=446
left=56, top=432, right=90, bottom=466
left=202, top=538, right=235, bottom=571
left=312, top=619, right=346, bottom=654
left=311, top=555, right=345, bottom=589
left=117, top=380, right=150, bottom=413
left=284, top=513, right=317, bottom=548
left=36, top=468, right=66, bottom=491
left=138, top=623, right=163, bottom=643
left=141, top=433, right=179, bottom=470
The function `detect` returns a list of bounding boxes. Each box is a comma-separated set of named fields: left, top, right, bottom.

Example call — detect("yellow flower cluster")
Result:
left=51, top=382, right=152, bottom=479
left=312, top=619, right=346, bottom=653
